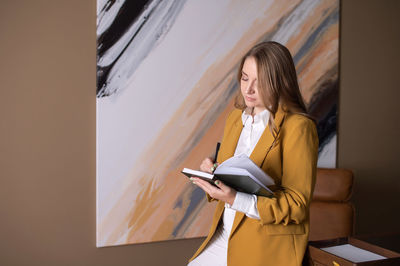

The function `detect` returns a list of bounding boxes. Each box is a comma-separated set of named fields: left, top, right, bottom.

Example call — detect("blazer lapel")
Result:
left=192, top=200, right=225, bottom=259
left=209, top=200, right=225, bottom=235
left=249, top=105, right=286, bottom=167
left=229, top=105, right=286, bottom=240
left=218, top=117, right=243, bottom=163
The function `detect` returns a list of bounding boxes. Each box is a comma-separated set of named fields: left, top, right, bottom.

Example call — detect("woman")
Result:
left=187, top=41, right=319, bottom=266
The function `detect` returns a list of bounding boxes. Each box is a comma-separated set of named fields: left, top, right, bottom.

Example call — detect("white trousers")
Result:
left=187, top=208, right=236, bottom=266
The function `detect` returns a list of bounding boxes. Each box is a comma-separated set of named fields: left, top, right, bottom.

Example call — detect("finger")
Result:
left=200, top=158, right=214, bottom=173
left=193, top=178, right=220, bottom=195
left=210, top=162, right=219, bottom=173
left=204, top=157, right=213, bottom=164
left=193, top=179, right=213, bottom=194
left=214, top=180, right=229, bottom=191
left=195, top=178, right=218, bottom=191
left=201, top=158, right=213, bottom=167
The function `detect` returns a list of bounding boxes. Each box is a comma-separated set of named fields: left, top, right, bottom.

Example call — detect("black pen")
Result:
left=213, top=142, right=221, bottom=164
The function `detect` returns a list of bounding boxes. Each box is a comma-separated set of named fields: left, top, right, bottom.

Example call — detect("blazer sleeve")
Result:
left=206, top=193, right=216, bottom=202
left=256, top=117, right=319, bottom=225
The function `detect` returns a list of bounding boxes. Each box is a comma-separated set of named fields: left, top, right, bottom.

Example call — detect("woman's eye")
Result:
left=241, top=77, right=248, bottom=81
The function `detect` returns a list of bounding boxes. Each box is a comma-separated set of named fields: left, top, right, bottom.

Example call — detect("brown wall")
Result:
left=337, top=0, right=400, bottom=235
left=0, top=0, right=399, bottom=265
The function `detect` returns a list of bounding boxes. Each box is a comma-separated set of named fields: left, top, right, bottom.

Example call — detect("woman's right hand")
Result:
left=200, top=157, right=218, bottom=173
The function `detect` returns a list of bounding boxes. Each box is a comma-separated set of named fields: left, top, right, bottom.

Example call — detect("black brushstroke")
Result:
left=96, top=6, right=156, bottom=97
left=97, top=0, right=152, bottom=97
left=308, top=77, right=339, bottom=152
left=97, top=0, right=187, bottom=98
left=97, top=0, right=151, bottom=57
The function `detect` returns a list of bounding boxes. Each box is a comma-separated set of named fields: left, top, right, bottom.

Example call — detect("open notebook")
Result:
left=182, top=154, right=275, bottom=197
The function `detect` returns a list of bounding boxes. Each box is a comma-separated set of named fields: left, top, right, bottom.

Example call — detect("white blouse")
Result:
left=188, top=108, right=269, bottom=266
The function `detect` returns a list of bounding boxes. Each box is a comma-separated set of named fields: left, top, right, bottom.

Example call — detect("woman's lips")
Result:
left=245, top=96, right=256, bottom=102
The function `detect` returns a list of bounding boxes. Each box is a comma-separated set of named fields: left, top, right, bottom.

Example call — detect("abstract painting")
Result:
left=96, top=0, right=339, bottom=247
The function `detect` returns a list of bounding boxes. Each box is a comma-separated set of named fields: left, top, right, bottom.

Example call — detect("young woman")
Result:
left=187, top=41, right=319, bottom=266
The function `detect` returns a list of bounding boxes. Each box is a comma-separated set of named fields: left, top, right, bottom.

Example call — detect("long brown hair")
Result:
left=235, top=41, right=309, bottom=136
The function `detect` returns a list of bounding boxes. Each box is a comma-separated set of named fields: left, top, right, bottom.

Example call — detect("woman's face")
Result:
left=240, top=56, right=266, bottom=114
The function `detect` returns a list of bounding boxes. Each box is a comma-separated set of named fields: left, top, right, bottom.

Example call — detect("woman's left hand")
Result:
left=191, top=178, right=237, bottom=205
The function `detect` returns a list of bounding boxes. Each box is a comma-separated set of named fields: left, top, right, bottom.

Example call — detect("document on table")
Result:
left=321, top=244, right=387, bottom=263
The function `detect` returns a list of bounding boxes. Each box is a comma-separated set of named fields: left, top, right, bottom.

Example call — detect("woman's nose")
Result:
left=246, top=81, right=255, bottom=94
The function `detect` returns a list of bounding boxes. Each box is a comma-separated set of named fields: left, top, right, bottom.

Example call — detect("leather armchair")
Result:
left=309, top=168, right=355, bottom=241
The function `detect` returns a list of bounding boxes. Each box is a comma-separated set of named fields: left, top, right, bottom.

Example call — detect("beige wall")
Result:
left=0, top=0, right=399, bottom=265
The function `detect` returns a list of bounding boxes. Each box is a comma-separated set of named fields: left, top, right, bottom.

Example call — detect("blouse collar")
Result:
left=241, top=107, right=270, bottom=128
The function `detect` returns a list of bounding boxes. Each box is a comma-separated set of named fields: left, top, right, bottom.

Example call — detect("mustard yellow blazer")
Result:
left=189, top=105, right=319, bottom=266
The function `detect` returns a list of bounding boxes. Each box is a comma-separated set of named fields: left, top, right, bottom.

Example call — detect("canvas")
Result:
left=96, top=0, right=339, bottom=247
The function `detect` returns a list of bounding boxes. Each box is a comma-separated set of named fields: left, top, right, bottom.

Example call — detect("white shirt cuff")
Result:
left=227, top=192, right=260, bottom=220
